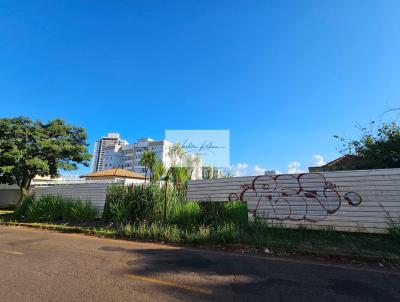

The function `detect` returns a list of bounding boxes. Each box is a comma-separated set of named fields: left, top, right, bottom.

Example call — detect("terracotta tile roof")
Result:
left=322, top=154, right=357, bottom=167
left=82, top=168, right=146, bottom=179
left=309, top=154, right=359, bottom=172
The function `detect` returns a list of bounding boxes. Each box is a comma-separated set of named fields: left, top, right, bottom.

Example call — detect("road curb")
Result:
left=1, top=221, right=399, bottom=267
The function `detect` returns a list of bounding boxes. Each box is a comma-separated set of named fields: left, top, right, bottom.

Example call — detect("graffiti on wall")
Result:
left=228, top=173, right=363, bottom=222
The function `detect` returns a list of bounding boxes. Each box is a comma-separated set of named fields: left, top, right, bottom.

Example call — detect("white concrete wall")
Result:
left=123, top=178, right=145, bottom=185
left=30, top=180, right=144, bottom=215
left=187, top=168, right=400, bottom=233
left=0, top=184, right=20, bottom=209
left=31, top=183, right=108, bottom=214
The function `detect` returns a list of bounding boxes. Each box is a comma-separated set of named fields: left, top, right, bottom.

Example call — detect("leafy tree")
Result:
left=170, top=167, right=190, bottom=190
left=139, top=150, right=157, bottom=183
left=168, top=143, right=185, bottom=167
left=0, top=117, right=91, bottom=202
left=151, top=159, right=166, bottom=182
left=335, top=121, right=400, bottom=170
left=167, top=143, right=201, bottom=186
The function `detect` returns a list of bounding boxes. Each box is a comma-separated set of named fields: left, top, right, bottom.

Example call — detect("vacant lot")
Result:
left=1, top=225, right=399, bottom=302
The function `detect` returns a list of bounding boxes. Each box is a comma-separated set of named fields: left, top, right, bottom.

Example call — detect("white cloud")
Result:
left=287, top=161, right=303, bottom=174
left=252, top=165, right=266, bottom=175
left=236, top=163, right=248, bottom=170
left=227, top=162, right=249, bottom=177
left=311, top=154, right=326, bottom=167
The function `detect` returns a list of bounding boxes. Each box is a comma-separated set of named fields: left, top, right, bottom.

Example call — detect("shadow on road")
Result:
left=98, top=246, right=400, bottom=301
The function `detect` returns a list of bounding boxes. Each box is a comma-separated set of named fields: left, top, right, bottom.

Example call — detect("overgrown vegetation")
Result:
left=103, top=184, right=247, bottom=227
left=387, top=216, right=400, bottom=244
left=113, top=221, right=399, bottom=258
left=4, top=184, right=399, bottom=260
left=335, top=120, right=400, bottom=170
left=13, top=195, right=97, bottom=223
left=2, top=218, right=399, bottom=260
left=103, top=184, right=164, bottom=224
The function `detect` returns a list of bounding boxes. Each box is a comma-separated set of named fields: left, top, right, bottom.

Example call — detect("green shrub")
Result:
left=27, top=195, right=65, bottom=222
left=13, top=195, right=35, bottom=220
left=198, top=201, right=248, bottom=226
left=109, top=199, right=132, bottom=225
left=224, top=202, right=248, bottom=226
left=104, top=184, right=164, bottom=224
left=103, top=184, right=126, bottom=220
left=64, top=199, right=98, bottom=222
left=131, top=185, right=163, bottom=221
left=13, top=195, right=97, bottom=223
left=166, top=192, right=202, bottom=226
left=167, top=201, right=201, bottom=226
left=104, top=184, right=248, bottom=228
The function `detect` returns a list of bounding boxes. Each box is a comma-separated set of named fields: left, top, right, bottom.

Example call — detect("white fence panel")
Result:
left=31, top=183, right=109, bottom=214
left=187, top=168, right=400, bottom=233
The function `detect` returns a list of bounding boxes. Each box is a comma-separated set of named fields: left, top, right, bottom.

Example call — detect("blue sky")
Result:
left=1, top=1, right=399, bottom=176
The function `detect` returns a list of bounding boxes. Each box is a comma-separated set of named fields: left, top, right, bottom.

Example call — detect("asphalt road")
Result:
left=0, top=226, right=399, bottom=302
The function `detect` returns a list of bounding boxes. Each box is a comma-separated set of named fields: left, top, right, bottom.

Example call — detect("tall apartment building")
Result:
left=91, top=133, right=128, bottom=172
left=132, top=138, right=173, bottom=174
left=102, top=138, right=173, bottom=175
left=94, top=134, right=204, bottom=179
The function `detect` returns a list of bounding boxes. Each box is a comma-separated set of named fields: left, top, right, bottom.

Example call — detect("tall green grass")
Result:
left=103, top=184, right=164, bottom=224
left=387, top=216, right=400, bottom=243
left=13, top=195, right=97, bottom=223
left=380, top=205, right=400, bottom=243
left=7, top=185, right=400, bottom=258
left=166, top=200, right=247, bottom=227
left=103, top=184, right=247, bottom=227
left=112, top=221, right=400, bottom=257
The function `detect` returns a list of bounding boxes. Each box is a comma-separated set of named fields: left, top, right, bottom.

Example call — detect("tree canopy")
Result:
left=0, top=117, right=91, bottom=200
left=151, top=159, right=166, bottom=182
left=139, top=150, right=157, bottom=182
left=335, top=121, right=400, bottom=170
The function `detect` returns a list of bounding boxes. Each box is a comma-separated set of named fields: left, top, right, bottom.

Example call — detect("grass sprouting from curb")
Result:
left=1, top=220, right=399, bottom=262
